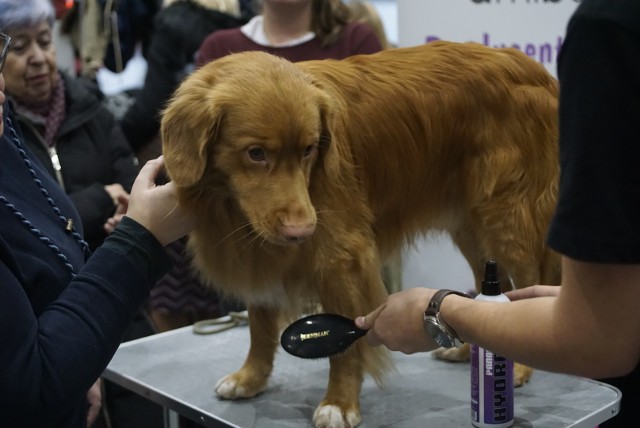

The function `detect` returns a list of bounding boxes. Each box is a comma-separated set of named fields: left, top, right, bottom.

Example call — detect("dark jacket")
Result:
left=13, top=72, right=139, bottom=250
left=121, top=0, right=243, bottom=151
left=0, top=108, right=170, bottom=427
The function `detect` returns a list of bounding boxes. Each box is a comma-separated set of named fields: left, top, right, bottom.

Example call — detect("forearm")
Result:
left=443, top=258, right=640, bottom=378
left=445, top=296, right=574, bottom=373
left=0, top=219, right=171, bottom=424
left=42, top=219, right=170, bottom=385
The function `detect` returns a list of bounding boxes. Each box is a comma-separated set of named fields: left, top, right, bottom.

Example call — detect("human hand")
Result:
left=104, top=183, right=129, bottom=206
left=86, top=379, right=102, bottom=427
left=103, top=194, right=128, bottom=234
left=355, top=287, right=440, bottom=354
left=125, top=156, right=194, bottom=246
left=505, top=285, right=560, bottom=301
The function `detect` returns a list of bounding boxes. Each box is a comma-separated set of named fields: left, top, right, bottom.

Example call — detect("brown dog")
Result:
left=161, top=41, right=561, bottom=428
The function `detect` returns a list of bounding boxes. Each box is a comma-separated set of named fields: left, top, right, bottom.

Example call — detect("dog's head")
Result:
left=161, top=51, right=340, bottom=245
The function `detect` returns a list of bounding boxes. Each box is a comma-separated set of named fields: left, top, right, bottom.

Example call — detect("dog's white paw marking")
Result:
left=214, top=375, right=247, bottom=399
left=313, top=404, right=361, bottom=428
left=345, top=410, right=361, bottom=428
left=432, top=346, right=469, bottom=362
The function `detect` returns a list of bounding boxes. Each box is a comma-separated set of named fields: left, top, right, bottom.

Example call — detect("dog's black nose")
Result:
left=285, top=235, right=307, bottom=243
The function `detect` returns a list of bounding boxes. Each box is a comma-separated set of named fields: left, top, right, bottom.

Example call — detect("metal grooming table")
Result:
left=104, top=325, right=621, bottom=428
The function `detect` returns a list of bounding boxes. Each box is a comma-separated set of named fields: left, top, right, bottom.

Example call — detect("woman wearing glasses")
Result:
left=0, top=0, right=140, bottom=252
left=0, top=3, right=193, bottom=428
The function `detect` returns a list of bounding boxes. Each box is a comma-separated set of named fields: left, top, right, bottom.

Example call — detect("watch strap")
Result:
left=424, top=289, right=469, bottom=343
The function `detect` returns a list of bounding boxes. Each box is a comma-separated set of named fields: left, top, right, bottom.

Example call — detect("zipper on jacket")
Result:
left=48, top=146, right=66, bottom=191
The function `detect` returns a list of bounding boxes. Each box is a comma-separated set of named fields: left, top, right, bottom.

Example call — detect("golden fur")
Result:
left=161, top=41, right=561, bottom=428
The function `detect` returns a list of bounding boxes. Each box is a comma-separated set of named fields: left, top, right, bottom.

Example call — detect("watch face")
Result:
left=424, top=317, right=455, bottom=348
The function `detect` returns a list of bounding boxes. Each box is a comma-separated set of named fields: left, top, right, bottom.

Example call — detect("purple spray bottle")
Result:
left=471, top=260, right=514, bottom=428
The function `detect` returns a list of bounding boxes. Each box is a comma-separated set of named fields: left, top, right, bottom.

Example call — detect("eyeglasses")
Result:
left=0, top=32, right=12, bottom=73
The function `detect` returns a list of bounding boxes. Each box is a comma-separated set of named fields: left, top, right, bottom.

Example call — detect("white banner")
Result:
left=397, top=0, right=581, bottom=77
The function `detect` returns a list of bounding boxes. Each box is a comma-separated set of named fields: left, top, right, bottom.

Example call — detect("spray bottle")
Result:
left=470, top=260, right=514, bottom=428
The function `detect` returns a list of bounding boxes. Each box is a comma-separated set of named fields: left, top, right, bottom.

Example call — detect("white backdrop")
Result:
left=396, top=0, right=581, bottom=77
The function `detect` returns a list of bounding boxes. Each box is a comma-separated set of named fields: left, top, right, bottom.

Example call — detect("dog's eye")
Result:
left=303, top=144, right=316, bottom=158
left=248, top=147, right=266, bottom=162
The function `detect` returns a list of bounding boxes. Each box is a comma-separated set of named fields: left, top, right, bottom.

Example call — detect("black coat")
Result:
left=14, top=72, right=139, bottom=251
left=121, top=0, right=243, bottom=151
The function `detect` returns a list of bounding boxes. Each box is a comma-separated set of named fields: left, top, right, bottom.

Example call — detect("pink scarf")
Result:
left=13, top=72, right=66, bottom=147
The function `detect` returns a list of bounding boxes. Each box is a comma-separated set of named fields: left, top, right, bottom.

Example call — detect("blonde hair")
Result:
left=162, top=0, right=240, bottom=17
left=346, top=0, right=390, bottom=49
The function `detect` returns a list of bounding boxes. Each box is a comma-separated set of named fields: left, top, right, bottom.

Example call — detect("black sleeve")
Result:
left=0, top=217, right=171, bottom=426
left=547, top=14, right=640, bottom=262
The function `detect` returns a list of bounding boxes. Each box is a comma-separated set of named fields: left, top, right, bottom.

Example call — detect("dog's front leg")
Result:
left=214, top=305, right=279, bottom=399
left=313, top=351, right=364, bottom=428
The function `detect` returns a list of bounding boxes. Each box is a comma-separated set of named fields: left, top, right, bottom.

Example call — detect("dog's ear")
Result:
left=160, top=71, right=224, bottom=187
left=314, top=88, right=342, bottom=178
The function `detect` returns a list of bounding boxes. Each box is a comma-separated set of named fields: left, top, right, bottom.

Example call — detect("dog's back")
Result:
left=296, top=42, right=560, bottom=288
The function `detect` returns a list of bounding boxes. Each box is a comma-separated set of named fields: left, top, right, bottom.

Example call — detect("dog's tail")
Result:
left=362, top=344, right=395, bottom=387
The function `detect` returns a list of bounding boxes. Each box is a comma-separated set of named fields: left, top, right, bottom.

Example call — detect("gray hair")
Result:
left=0, top=0, right=55, bottom=33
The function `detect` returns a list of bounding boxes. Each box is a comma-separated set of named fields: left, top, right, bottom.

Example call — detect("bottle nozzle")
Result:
left=481, top=260, right=501, bottom=296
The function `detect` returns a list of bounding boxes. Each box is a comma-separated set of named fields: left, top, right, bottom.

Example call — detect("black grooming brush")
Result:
left=280, top=313, right=367, bottom=359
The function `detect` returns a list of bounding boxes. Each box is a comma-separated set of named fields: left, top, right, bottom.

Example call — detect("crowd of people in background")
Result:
left=0, top=0, right=637, bottom=427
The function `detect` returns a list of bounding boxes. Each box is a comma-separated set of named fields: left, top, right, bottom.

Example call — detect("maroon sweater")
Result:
left=196, top=21, right=383, bottom=66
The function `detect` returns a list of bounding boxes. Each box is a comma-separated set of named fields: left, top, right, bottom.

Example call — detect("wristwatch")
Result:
left=423, top=289, right=470, bottom=348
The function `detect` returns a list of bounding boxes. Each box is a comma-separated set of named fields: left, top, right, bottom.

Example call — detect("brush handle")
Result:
left=280, top=313, right=367, bottom=359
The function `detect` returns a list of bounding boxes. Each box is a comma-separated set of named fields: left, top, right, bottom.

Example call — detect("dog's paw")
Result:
left=432, top=347, right=533, bottom=387
left=432, top=344, right=471, bottom=362
left=514, top=363, right=533, bottom=387
left=214, top=371, right=268, bottom=399
left=313, top=404, right=361, bottom=428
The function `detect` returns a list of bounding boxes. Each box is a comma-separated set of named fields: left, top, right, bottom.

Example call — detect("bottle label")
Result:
left=471, top=344, right=514, bottom=426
